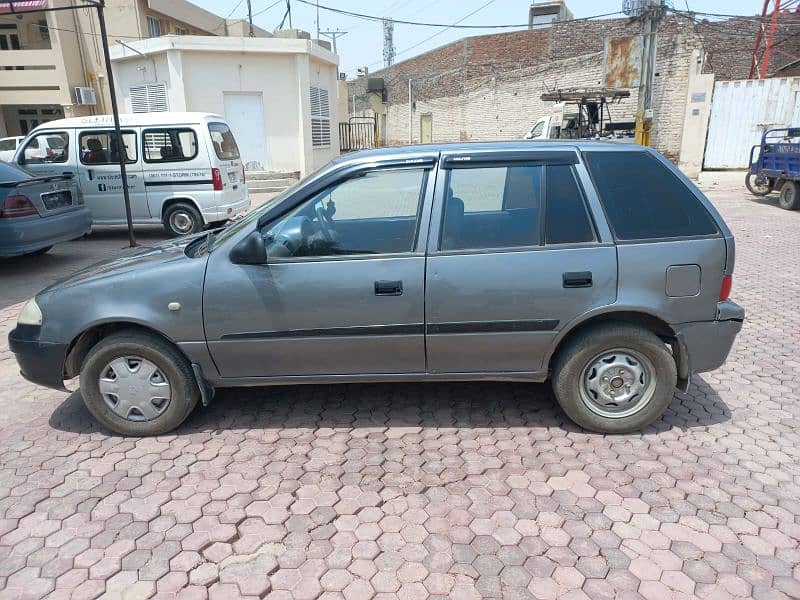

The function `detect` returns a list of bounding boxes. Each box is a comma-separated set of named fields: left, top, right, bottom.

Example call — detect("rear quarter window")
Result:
left=584, top=151, right=718, bottom=240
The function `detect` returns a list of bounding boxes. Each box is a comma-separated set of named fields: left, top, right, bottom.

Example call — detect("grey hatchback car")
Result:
left=9, top=142, right=744, bottom=436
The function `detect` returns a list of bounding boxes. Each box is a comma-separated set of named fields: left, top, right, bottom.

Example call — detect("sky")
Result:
left=191, top=0, right=768, bottom=77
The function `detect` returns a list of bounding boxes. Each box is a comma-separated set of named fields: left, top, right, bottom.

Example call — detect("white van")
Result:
left=12, top=112, right=249, bottom=236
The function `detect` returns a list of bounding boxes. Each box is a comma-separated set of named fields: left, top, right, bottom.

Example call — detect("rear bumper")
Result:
left=8, top=325, right=68, bottom=391
left=201, top=191, right=250, bottom=223
left=0, top=208, right=92, bottom=257
left=675, top=300, right=745, bottom=376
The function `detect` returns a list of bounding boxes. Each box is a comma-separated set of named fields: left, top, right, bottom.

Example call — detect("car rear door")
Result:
left=424, top=149, right=618, bottom=375
left=203, top=158, right=437, bottom=378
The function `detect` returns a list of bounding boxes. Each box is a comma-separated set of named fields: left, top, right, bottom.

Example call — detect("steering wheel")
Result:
left=315, top=205, right=335, bottom=241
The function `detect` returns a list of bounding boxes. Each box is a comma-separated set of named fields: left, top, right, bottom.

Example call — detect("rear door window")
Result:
left=584, top=151, right=718, bottom=240
left=208, top=122, right=240, bottom=160
left=142, top=128, right=198, bottom=163
left=441, top=165, right=542, bottom=251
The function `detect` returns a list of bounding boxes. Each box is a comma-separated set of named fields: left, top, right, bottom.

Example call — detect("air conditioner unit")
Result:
left=74, top=86, right=97, bottom=105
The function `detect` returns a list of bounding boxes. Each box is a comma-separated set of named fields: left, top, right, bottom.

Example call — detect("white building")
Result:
left=110, top=34, right=340, bottom=176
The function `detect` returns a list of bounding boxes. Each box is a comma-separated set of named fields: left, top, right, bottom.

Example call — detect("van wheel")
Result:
left=745, top=173, right=774, bottom=196
left=778, top=181, right=800, bottom=210
left=79, top=330, right=199, bottom=436
left=163, top=203, right=203, bottom=237
left=552, top=323, right=677, bottom=434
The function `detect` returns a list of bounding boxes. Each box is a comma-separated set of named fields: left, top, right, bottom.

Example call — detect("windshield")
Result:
left=210, top=173, right=315, bottom=251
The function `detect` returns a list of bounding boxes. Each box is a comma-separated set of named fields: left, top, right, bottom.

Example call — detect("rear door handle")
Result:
left=375, top=280, right=403, bottom=296
left=563, top=271, right=593, bottom=288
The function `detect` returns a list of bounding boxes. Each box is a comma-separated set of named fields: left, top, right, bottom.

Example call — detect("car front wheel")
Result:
left=79, top=330, right=199, bottom=436
left=552, top=323, right=677, bottom=433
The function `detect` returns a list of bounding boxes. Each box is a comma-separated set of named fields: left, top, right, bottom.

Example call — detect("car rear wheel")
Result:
left=163, top=202, right=203, bottom=237
left=745, top=173, right=774, bottom=196
left=79, top=330, right=199, bottom=436
left=778, top=181, right=800, bottom=210
left=552, top=323, right=677, bottom=433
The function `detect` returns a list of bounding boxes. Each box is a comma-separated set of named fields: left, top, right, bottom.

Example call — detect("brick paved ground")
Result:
left=0, top=175, right=798, bottom=599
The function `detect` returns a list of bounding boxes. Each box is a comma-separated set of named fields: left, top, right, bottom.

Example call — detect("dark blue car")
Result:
left=0, top=161, right=91, bottom=257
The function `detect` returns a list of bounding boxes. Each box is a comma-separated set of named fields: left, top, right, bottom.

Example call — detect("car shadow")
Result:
left=49, top=376, right=730, bottom=438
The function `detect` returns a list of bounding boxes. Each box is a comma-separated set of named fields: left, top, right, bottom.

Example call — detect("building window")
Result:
left=129, top=82, right=168, bottom=113
left=146, top=16, right=162, bottom=38
left=310, top=86, right=331, bottom=148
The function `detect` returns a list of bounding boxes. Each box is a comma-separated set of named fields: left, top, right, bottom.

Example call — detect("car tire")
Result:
left=79, top=330, right=199, bottom=436
left=163, top=202, right=203, bottom=237
left=745, top=172, right=774, bottom=196
left=778, top=181, right=800, bottom=210
left=552, top=323, right=677, bottom=434
left=28, top=245, right=52, bottom=256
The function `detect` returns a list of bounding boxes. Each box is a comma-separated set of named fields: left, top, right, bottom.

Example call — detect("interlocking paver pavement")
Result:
left=0, top=175, right=799, bottom=599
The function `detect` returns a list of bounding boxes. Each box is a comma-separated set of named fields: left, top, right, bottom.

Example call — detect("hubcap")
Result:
left=98, top=356, right=171, bottom=422
left=580, top=349, right=656, bottom=419
left=170, top=211, right=193, bottom=234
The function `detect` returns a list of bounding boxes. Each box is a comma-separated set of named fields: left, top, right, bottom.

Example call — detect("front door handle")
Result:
left=563, top=271, right=593, bottom=288
left=375, top=280, right=403, bottom=296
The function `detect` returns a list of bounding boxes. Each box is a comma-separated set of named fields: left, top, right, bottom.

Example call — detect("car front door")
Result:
left=76, top=129, right=147, bottom=222
left=204, top=162, right=435, bottom=378
left=424, top=150, right=618, bottom=375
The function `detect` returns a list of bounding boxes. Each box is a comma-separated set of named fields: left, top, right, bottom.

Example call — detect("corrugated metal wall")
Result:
left=704, top=77, right=800, bottom=169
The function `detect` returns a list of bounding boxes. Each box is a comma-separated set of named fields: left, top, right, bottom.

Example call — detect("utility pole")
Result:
left=247, top=0, right=254, bottom=37
left=320, top=29, right=347, bottom=55
left=316, top=0, right=320, bottom=40
left=408, top=79, right=413, bottom=144
left=382, top=18, right=395, bottom=68
left=627, top=0, right=665, bottom=147
left=286, top=0, right=292, bottom=29
left=96, top=0, right=136, bottom=247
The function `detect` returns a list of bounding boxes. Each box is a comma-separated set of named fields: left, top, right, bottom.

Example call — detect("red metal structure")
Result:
left=749, top=0, right=800, bottom=79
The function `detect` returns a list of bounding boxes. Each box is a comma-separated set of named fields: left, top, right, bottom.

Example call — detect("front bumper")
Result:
left=8, top=325, right=68, bottom=391
left=675, top=300, right=745, bottom=376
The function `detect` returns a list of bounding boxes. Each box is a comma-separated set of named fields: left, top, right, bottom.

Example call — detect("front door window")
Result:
left=262, top=168, right=427, bottom=259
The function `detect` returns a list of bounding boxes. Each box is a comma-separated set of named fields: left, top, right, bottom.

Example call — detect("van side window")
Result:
left=208, top=123, right=240, bottom=160
left=20, top=131, right=69, bottom=164
left=143, top=128, right=198, bottom=163
left=584, top=151, right=718, bottom=240
left=441, top=165, right=542, bottom=251
left=545, top=165, right=595, bottom=245
left=79, top=131, right=137, bottom=165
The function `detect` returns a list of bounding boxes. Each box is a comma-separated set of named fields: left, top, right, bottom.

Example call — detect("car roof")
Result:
left=333, top=140, right=648, bottom=163
left=26, top=112, right=224, bottom=132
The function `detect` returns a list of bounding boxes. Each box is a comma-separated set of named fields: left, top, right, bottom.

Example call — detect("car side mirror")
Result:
left=229, top=229, right=267, bottom=265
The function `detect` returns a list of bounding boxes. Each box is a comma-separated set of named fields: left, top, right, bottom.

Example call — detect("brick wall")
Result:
left=348, top=13, right=798, bottom=161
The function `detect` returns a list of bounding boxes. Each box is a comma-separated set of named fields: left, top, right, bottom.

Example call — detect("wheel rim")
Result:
left=580, top=348, right=657, bottom=419
left=169, top=211, right=194, bottom=234
left=98, top=356, right=172, bottom=422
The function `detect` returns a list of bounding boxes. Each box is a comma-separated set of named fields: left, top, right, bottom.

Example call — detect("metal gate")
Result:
left=339, top=118, right=376, bottom=152
left=704, top=77, right=800, bottom=169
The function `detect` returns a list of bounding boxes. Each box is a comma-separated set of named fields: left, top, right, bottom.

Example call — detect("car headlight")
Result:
left=17, top=297, right=42, bottom=326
